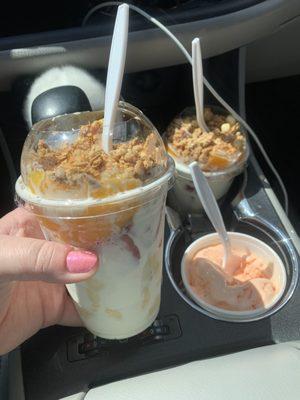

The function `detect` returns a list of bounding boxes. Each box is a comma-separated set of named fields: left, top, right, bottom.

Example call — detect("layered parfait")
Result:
left=165, top=106, right=248, bottom=215
left=16, top=103, right=174, bottom=339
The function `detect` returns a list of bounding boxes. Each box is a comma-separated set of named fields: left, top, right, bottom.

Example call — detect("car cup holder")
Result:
left=165, top=171, right=299, bottom=323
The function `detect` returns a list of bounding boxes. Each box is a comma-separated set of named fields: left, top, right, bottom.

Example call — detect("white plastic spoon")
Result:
left=189, top=161, right=240, bottom=275
left=192, top=38, right=209, bottom=133
left=102, top=3, right=129, bottom=153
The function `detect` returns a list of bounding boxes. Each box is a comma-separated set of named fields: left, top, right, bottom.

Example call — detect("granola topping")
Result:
left=26, top=118, right=167, bottom=199
left=166, top=107, right=246, bottom=171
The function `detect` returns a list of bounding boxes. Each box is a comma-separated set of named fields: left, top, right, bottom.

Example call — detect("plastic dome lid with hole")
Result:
left=17, top=102, right=171, bottom=205
left=165, top=105, right=249, bottom=177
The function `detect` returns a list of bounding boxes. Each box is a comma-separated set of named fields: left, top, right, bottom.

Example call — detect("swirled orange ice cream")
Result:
left=186, top=244, right=281, bottom=311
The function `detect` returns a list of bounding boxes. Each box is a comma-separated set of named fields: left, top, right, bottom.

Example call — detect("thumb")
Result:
left=0, top=234, right=99, bottom=283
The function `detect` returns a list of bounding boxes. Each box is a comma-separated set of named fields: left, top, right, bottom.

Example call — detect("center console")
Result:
left=17, top=49, right=300, bottom=400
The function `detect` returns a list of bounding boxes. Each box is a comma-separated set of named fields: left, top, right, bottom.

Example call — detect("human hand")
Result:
left=0, top=208, right=98, bottom=355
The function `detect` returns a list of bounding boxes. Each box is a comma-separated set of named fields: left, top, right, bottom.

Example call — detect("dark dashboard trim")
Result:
left=0, top=1, right=265, bottom=51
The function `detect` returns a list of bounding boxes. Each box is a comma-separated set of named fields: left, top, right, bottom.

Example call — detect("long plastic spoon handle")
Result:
left=102, top=4, right=129, bottom=153
left=189, top=161, right=231, bottom=259
left=192, top=38, right=209, bottom=132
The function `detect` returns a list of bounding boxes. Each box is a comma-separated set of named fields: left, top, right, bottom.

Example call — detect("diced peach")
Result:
left=27, top=170, right=45, bottom=194
left=207, top=154, right=230, bottom=169
left=121, top=234, right=140, bottom=259
left=39, top=217, right=61, bottom=231
left=91, top=177, right=140, bottom=199
left=165, top=142, right=177, bottom=158
left=38, top=203, right=138, bottom=247
left=33, top=173, right=142, bottom=247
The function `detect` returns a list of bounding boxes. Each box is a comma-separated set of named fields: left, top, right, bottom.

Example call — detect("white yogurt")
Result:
left=168, top=155, right=246, bottom=216
left=66, top=194, right=166, bottom=339
left=16, top=176, right=169, bottom=339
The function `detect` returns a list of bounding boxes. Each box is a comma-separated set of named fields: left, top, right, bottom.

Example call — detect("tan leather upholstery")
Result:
left=85, top=342, right=300, bottom=399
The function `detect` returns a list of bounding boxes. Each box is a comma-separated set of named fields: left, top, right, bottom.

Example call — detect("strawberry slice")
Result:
left=185, top=184, right=195, bottom=193
left=121, top=234, right=141, bottom=260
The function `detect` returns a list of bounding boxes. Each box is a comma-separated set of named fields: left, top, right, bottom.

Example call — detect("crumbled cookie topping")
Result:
left=166, top=108, right=246, bottom=171
left=28, top=118, right=166, bottom=198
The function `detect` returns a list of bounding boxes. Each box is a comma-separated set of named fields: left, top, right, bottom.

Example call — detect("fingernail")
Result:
left=66, top=251, right=98, bottom=273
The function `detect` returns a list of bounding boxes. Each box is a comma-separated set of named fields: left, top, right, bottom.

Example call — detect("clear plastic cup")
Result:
left=181, top=232, right=287, bottom=321
left=165, top=106, right=249, bottom=216
left=16, top=102, right=174, bottom=339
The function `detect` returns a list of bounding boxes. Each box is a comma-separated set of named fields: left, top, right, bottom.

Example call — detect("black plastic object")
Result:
left=67, top=315, right=181, bottom=362
left=0, top=354, right=9, bottom=400
left=31, top=85, right=92, bottom=125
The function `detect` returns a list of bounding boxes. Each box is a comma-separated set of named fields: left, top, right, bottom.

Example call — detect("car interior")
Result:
left=1, top=1, right=300, bottom=399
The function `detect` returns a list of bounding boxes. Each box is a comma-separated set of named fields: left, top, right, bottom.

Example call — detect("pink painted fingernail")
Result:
left=66, top=251, right=98, bottom=273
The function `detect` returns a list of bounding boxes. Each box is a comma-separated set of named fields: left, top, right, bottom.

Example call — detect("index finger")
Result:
left=0, top=207, right=44, bottom=239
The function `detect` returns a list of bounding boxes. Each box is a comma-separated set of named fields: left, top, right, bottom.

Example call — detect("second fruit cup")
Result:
left=165, top=106, right=249, bottom=216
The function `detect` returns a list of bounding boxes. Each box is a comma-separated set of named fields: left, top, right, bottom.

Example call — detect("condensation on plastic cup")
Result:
left=181, top=232, right=287, bottom=321
left=166, top=105, right=249, bottom=216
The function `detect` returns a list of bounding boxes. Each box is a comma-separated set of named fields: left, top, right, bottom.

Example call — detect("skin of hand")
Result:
left=0, top=208, right=99, bottom=355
